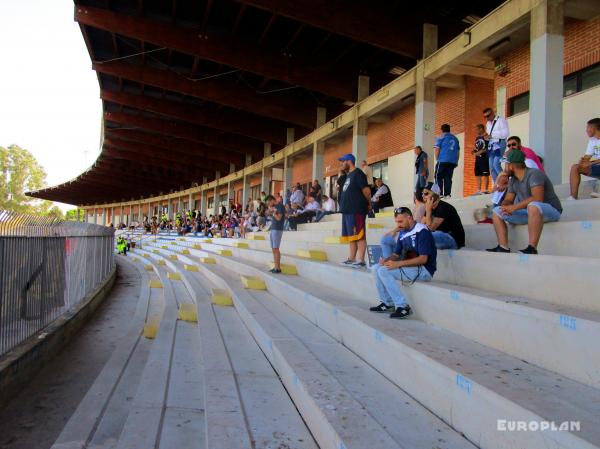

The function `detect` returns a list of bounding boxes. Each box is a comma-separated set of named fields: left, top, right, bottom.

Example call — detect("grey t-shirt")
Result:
left=508, top=168, right=562, bottom=213
left=270, top=203, right=286, bottom=231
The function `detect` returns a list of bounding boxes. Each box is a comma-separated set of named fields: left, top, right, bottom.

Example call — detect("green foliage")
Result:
left=65, top=209, right=83, bottom=221
left=0, top=144, right=62, bottom=217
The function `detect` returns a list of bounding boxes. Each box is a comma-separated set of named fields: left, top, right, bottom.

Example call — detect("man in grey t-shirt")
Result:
left=266, top=195, right=285, bottom=273
left=487, top=149, right=562, bottom=255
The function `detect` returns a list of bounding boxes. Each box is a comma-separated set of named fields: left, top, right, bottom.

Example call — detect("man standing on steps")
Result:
left=434, top=124, right=460, bottom=198
left=266, top=195, right=285, bottom=273
left=369, top=207, right=437, bottom=319
left=339, top=154, right=372, bottom=268
left=487, top=149, right=562, bottom=255
left=484, top=107, right=510, bottom=183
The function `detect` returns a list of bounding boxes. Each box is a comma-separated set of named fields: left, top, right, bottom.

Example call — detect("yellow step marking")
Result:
left=152, top=249, right=160, bottom=254
left=203, top=238, right=212, bottom=243
left=184, top=264, right=198, bottom=272
left=169, top=254, right=178, bottom=261
left=200, top=257, right=216, bottom=264
left=149, top=279, right=163, bottom=288
left=211, top=288, right=233, bottom=306
left=170, top=241, right=177, bottom=245
left=247, top=234, right=265, bottom=240
left=296, top=249, right=328, bottom=261
left=323, top=236, right=346, bottom=244
left=375, top=211, right=394, bottom=218
left=167, top=272, right=181, bottom=280
left=143, top=319, right=160, bottom=339
left=144, top=264, right=153, bottom=271
left=234, top=242, right=249, bottom=249
left=193, top=244, right=202, bottom=249
left=157, top=259, right=166, bottom=266
left=180, top=249, right=190, bottom=255
left=178, top=303, right=198, bottom=322
left=241, top=275, right=266, bottom=290
left=367, top=223, right=385, bottom=229
left=161, top=245, right=169, bottom=249
left=217, top=249, right=232, bottom=256
left=268, top=263, right=298, bottom=275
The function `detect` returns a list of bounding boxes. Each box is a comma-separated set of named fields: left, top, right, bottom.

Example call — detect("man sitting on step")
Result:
left=370, top=207, right=437, bottom=319
left=421, top=183, right=465, bottom=250
left=567, top=117, right=600, bottom=200
left=487, top=149, right=563, bottom=255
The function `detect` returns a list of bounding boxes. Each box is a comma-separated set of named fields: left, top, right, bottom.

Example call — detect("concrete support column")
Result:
left=213, top=171, right=221, bottom=215
left=102, top=208, right=107, bottom=226
left=264, top=142, right=271, bottom=157
left=188, top=193, right=193, bottom=212
left=312, top=106, right=327, bottom=183
left=167, top=198, right=172, bottom=220
left=283, top=156, right=293, bottom=190
left=529, top=0, right=564, bottom=183
left=261, top=167, right=272, bottom=194
left=352, top=76, right=369, bottom=163
left=245, top=154, right=252, bottom=167
left=229, top=163, right=236, bottom=174
left=200, top=190, right=207, bottom=217
left=414, top=24, right=438, bottom=185
left=94, top=209, right=98, bottom=225
left=242, top=175, right=251, bottom=207
left=286, top=128, right=295, bottom=145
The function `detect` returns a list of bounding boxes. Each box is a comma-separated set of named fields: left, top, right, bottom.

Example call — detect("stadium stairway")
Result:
left=140, top=236, right=600, bottom=449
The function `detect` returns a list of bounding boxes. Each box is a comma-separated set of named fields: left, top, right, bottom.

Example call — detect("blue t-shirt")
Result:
left=435, top=132, right=460, bottom=165
left=340, top=168, right=369, bottom=214
left=393, top=223, right=437, bottom=276
left=270, top=203, right=286, bottom=231
left=415, top=151, right=428, bottom=175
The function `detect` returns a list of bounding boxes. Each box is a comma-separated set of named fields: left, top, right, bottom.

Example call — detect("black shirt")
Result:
left=336, top=174, right=347, bottom=201
left=270, top=203, right=286, bottom=231
left=430, top=200, right=465, bottom=248
left=340, top=168, right=369, bottom=215
left=309, top=183, right=322, bottom=202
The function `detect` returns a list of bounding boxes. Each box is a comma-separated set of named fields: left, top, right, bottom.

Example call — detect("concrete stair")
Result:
left=150, top=239, right=600, bottom=449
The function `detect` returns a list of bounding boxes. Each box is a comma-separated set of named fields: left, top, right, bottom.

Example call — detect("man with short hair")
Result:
left=484, top=107, right=510, bottom=182
left=505, top=136, right=544, bottom=172
left=414, top=146, right=429, bottom=190
left=289, top=185, right=305, bottom=206
left=567, top=118, right=600, bottom=200
left=371, top=178, right=394, bottom=213
left=421, top=184, right=465, bottom=250
left=472, top=124, right=490, bottom=194
left=339, top=154, right=371, bottom=268
left=315, top=195, right=336, bottom=222
left=266, top=195, right=285, bottom=273
left=487, top=149, right=562, bottom=255
left=309, top=179, right=323, bottom=203
left=434, top=124, right=460, bottom=197
left=369, top=207, right=437, bottom=319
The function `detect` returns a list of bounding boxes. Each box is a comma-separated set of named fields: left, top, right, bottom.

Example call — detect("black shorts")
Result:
left=474, top=156, right=490, bottom=176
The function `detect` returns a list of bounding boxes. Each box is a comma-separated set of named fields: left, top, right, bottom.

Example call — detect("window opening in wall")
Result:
left=370, top=160, right=389, bottom=182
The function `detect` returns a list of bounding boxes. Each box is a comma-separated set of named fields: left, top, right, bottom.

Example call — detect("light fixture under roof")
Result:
left=462, top=14, right=481, bottom=25
left=388, top=66, right=407, bottom=76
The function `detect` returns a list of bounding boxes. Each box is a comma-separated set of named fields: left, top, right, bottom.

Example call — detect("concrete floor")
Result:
left=0, top=258, right=139, bottom=449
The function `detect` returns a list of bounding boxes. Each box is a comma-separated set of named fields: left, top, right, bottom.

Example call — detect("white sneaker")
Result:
left=590, top=192, right=600, bottom=198
left=564, top=196, right=576, bottom=201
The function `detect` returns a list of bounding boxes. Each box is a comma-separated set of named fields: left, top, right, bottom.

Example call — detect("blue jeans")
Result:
left=415, top=174, right=427, bottom=190
left=315, top=210, right=334, bottom=222
left=432, top=231, right=458, bottom=250
left=493, top=202, right=561, bottom=225
left=488, top=140, right=506, bottom=182
left=380, top=234, right=397, bottom=258
left=372, top=264, right=432, bottom=307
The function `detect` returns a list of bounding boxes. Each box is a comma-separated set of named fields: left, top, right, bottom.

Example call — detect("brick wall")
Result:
left=435, top=87, right=465, bottom=135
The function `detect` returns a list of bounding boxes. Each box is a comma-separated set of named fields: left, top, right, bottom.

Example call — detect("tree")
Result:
left=0, top=144, right=62, bottom=217
left=65, top=209, right=84, bottom=221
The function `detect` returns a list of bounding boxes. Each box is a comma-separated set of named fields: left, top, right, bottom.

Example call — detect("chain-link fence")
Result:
left=0, top=211, right=115, bottom=356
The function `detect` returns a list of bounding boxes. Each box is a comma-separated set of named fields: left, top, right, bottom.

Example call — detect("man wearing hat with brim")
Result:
left=487, top=148, right=562, bottom=255
left=338, top=153, right=372, bottom=268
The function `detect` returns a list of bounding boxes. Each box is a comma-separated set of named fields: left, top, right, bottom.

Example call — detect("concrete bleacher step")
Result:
left=172, top=239, right=600, bottom=388
left=177, top=242, right=600, bottom=449
left=131, top=246, right=320, bottom=449
left=189, top=260, right=474, bottom=449
left=50, top=258, right=154, bottom=449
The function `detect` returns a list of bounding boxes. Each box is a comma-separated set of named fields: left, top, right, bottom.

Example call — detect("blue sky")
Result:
left=0, top=0, right=102, bottom=208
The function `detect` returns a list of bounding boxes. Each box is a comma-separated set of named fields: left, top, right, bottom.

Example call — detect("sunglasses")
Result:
left=394, top=207, right=412, bottom=216
left=507, top=142, right=519, bottom=147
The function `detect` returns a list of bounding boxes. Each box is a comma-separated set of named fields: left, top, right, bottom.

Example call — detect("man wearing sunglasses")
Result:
left=487, top=149, right=562, bottom=254
left=483, top=107, right=510, bottom=183
left=369, top=207, right=437, bottom=319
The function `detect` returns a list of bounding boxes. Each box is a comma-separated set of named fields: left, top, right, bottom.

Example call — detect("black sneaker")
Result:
left=269, top=268, right=282, bottom=273
left=369, top=303, right=395, bottom=313
left=486, top=245, right=510, bottom=253
left=390, top=305, right=412, bottom=319
left=351, top=261, right=367, bottom=269
left=519, top=245, right=538, bottom=255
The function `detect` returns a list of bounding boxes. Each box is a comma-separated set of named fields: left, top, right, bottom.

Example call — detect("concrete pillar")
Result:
left=286, top=128, right=295, bottom=145
left=261, top=167, right=272, bottom=193
left=213, top=171, right=221, bottom=215
left=188, top=193, right=193, bottom=212
left=283, top=156, right=293, bottom=190
left=242, top=175, right=251, bottom=206
left=200, top=190, right=207, bottom=217
left=352, top=76, right=369, bottom=163
left=264, top=142, right=272, bottom=157
left=245, top=154, right=252, bottom=167
left=93, top=209, right=97, bottom=225
left=102, top=208, right=107, bottom=226
left=312, top=107, right=327, bottom=184
left=529, top=0, right=564, bottom=183
left=229, top=163, right=236, bottom=174
left=414, top=23, right=438, bottom=184
left=167, top=198, right=172, bottom=219
left=138, top=202, right=143, bottom=222
left=227, top=181, right=233, bottom=205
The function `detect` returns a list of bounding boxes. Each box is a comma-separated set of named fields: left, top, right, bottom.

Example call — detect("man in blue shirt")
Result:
left=434, top=124, right=460, bottom=197
left=414, top=145, right=429, bottom=190
left=369, top=207, right=437, bottom=319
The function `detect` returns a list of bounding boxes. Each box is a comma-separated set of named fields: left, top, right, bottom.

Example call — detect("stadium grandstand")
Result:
left=7, top=0, right=600, bottom=448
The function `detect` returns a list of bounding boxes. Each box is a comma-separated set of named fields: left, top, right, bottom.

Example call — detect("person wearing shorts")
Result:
left=266, top=195, right=285, bottom=273
left=567, top=118, right=600, bottom=199
left=338, top=153, right=372, bottom=268
left=473, top=124, right=490, bottom=194
left=487, top=149, right=562, bottom=255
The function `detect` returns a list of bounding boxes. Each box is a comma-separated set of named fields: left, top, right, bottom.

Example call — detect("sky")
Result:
left=0, top=0, right=102, bottom=210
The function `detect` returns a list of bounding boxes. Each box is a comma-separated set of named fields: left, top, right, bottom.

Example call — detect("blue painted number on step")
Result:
left=332, top=307, right=339, bottom=316
left=293, top=374, right=299, bottom=385
left=518, top=254, right=529, bottom=263
left=456, top=374, right=472, bottom=395
left=581, top=221, right=592, bottom=230
left=450, top=291, right=459, bottom=301
left=374, top=330, right=384, bottom=342
left=559, top=315, right=577, bottom=331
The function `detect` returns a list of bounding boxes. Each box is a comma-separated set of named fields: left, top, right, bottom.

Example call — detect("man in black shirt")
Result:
left=266, top=195, right=285, bottom=273
left=421, top=183, right=465, bottom=250
left=338, top=153, right=372, bottom=268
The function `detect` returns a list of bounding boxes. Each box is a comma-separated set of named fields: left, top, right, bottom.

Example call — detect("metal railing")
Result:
left=0, top=211, right=115, bottom=356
